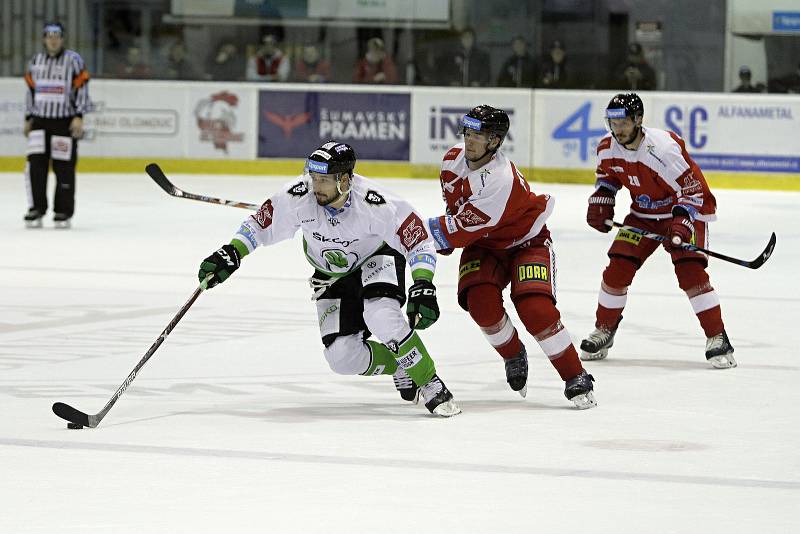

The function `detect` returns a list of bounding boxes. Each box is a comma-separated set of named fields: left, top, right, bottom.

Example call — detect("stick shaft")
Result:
left=53, top=277, right=209, bottom=428
left=145, top=163, right=259, bottom=210
left=606, top=219, right=776, bottom=269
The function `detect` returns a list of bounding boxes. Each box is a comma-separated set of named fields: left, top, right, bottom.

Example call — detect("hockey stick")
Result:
left=52, top=275, right=213, bottom=429
left=606, top=219, right=776, bottom=270
left=145, top=163, right=259, bottom=210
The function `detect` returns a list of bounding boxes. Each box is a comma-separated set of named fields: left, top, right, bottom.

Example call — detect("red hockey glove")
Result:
left=668, top=215, right=694, bottom=250
left=586, top=188, right=615, bottom=233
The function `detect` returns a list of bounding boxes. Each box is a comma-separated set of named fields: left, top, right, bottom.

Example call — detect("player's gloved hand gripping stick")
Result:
left=605, top=219, right=776, bottom=270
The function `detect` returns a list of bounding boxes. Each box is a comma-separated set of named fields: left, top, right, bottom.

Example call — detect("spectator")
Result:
left=205, top=41, right=243, bottom=81
left=539, top=39, right=569, bottom=88
left=246, top=34, right=290, bottom=82
left=164, top=40, right=200, bottom=80
left=497, top=36, right=537, bottom=88
left=292, top=44, right=330, bottom=83
left=612, top=42, right=656, bottom=90
left=116, top=46, right=151, bottom=79
left=732, top=66, right=764, bottom=93
left=352, top=37, right=398, bottom=84
left=439, top=28, right=490, bottom=87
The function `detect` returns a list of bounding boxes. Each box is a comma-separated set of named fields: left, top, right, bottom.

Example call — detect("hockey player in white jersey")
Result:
left=198, top=141, right=460, bottom=417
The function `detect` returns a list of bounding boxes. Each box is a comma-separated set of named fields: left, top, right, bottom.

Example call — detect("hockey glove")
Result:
left=668, top=210, right=695, bottom=250
left=199, top=244, right=241, bottom=288
left=407, top=279, right=440, bottom=330
left=586, top=188, right=615, bottom=233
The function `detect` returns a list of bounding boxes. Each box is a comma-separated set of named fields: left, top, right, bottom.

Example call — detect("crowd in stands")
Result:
left=104, top=26, right=800, bottom=94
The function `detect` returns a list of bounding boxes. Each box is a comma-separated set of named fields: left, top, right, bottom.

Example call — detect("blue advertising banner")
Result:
left=258, top=90, right=410, bottom=160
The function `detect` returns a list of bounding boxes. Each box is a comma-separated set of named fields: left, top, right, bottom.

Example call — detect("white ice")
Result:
left=1, top=171, right=797, bottom=533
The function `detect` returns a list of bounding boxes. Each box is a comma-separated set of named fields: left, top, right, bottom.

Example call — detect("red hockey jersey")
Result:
left=595, top=127, right=717, bottom=221
left=428, top=143, right=554, bottom=251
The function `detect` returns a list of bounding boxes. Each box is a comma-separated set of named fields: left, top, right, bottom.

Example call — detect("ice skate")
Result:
left=580, top=326, right=616, bottom=361
left=564, top=370, right=596, bottom=409
left=504, top=345, right=528, bottom=397
left=420, top=375, right=461, bottom=417
left=706, top=330, right=737, bottom=369
left=24, top=209, right=43, bottom=229
left=392, top=367, right=420, bottom=404
left=53, top=213, right=71, bottom=229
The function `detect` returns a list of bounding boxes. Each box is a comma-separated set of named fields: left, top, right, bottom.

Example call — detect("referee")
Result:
left=23, top=22, right=91, bottom=229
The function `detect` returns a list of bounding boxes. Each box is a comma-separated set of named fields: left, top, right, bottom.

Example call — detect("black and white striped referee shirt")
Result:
left=24, top=49, right=91, bottom=120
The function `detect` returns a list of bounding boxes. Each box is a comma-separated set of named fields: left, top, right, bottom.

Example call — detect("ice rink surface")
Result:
left=1, top=171, right=797, bottom=533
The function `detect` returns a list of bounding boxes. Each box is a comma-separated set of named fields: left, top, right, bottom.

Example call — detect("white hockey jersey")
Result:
left=232, top=174, right=437, bottom=279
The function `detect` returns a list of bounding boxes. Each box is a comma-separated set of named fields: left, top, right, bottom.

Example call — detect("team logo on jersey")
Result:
left=252, top=199, right=274, bottom=229
left=397, top=213, right=428, bottom=251
left=517, top=263, right=549, bottom=283
left=365, top=190, right=386, bottom=205
left=615, top=229, right=642, bottom=245
left=195, top=91, right=244, bottom=152
left=455, top=203, right=489, bottom=228
left=680, top=173, right=702, bottom=195
left=288, top=181, right=309, bottom=196
left=458, top=260, right=481, bottom=279
left=322, top=249, right=359, bottom=272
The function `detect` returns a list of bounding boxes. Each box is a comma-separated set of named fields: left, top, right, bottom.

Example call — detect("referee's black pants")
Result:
left=26, top=116, right=79, bottom=218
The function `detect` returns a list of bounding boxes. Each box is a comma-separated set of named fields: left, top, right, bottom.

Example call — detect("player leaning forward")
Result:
left=198, top=142, right=461, bottom=417
left=427, top=105, right=596, bottom=409
left=581, top=93, right=736, bottom=369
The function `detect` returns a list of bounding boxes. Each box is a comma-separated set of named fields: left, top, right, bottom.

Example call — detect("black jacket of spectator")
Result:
left=497, top=53, right=537, bottom=87
left=613, top=59, right=656, bottom=90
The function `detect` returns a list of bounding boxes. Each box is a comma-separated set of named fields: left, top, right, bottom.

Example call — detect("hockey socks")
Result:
left=363, top=333, right=438, bottom=385
left=364, top=340, right=399, bottom=376
left=388, top=331, right=437, bottom=387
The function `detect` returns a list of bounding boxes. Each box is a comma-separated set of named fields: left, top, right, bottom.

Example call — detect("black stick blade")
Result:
left=748, top=232, right=777, bottom=270
left=145, top=163, right=177, bottom=195
left=52, top=402, right=91, bottom=427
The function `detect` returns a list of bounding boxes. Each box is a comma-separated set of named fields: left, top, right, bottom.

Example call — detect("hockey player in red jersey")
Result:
left=427, top=105, right=596, bottom=409
left=581, top=93, right=736, bottom=369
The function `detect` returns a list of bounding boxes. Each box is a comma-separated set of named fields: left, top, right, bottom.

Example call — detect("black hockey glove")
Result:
left=407, top=279, right=440, bottom=330
left=199, top=244, right=241, bottom=288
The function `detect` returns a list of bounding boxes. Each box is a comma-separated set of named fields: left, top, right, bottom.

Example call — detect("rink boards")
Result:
left=0, top=78, right=798, bottom=190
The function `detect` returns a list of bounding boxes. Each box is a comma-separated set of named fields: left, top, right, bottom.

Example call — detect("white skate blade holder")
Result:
left=432, top=399, right=462, bottom=417
left=709, top=354, right=737, bottom=369
left=580, top=348, right=609, bottom=361
left=571, top=391, right=597, bottom=410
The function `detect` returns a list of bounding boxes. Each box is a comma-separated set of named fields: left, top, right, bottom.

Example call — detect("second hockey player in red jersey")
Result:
left=427, top=105, right=596, bottom=409
left=581, top=93, right=736, bottom=369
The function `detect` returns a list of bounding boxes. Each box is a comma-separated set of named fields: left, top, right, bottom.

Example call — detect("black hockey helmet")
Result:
left=43, top=21, right=64, bottom=36
left=605, top=93, right=644, bottom=122
left=462, top=105, right=510, bottom=146
left=306, top=141, right=357, bottom=176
